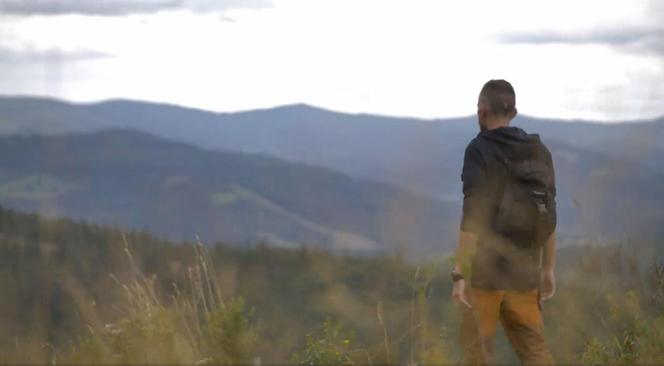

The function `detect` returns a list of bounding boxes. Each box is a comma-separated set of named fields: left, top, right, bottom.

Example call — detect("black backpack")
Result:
left=483, top=138, right=556, bottom=248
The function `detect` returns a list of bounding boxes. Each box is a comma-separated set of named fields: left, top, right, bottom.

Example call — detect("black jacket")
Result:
left=460, top=126, right=556, bottom=290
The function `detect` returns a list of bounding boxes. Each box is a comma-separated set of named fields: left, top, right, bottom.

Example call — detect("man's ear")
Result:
left=478, top=109, right=486, bottom=122
left=477, top=104, right=488, bottom=118
left=512, top=108, right=518, bottom=119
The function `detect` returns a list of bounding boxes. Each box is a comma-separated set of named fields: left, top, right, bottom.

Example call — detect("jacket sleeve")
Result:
left=545, top=146, right=557, bottom=228
left=460, top=142, right=490, bottom=234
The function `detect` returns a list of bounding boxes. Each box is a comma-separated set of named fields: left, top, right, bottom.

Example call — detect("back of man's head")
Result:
left=480, top=79, right=516, bottom=117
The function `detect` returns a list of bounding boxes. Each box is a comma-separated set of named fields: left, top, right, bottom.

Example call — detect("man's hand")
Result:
left=452, top=279, right=472, bottom=309
left=453, top=230, right=477, bottom=309
left=539, top=270, right=556, bottom=301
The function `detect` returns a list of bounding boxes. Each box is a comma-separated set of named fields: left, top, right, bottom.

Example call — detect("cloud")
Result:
left=0, top=46, right=111, bottom=63
left=0, top=0, right=271, bottom=16
left=497, top=25, right=664, bottom=56
left=184, top=0, right=270, bottom=13
left=648, top=0, right=664, bottom=19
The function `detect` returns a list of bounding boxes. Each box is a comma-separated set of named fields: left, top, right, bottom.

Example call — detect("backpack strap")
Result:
left=474, top=136, right=510, bottom=210
left=476, top=136, right=510, bottom=173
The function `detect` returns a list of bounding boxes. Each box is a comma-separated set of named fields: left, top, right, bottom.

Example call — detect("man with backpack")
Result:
left=451, top=79, right=557, bottom=365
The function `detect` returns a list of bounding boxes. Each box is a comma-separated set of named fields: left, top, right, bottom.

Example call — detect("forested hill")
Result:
left=0, top=129, right=457, bottom=257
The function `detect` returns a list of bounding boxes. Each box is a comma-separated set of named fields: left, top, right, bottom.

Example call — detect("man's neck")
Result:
left=486, top=119, right=511, bottom=130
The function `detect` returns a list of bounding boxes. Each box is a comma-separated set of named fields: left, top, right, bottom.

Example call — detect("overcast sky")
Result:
left=0, top=0, right=662, bottom=122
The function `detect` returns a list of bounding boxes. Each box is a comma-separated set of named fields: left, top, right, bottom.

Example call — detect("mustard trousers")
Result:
left=459, top=288, right=555, bottom=365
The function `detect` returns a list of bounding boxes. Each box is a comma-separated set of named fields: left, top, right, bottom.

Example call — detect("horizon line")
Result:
left=1, top=93, right=662, bottom=125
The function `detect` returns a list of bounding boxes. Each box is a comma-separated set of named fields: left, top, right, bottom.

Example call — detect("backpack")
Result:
left=483, top=138, right=556, bottom=248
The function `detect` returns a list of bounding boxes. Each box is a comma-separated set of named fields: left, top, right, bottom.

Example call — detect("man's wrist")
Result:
left=451, top=269, right=465, bottom=282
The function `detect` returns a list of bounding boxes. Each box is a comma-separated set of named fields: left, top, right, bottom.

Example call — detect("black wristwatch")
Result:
left=451, top=270, right=465, bottom=282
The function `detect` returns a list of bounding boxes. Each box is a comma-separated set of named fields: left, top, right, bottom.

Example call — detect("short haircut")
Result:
left=480, top=79, right=516, bottom=117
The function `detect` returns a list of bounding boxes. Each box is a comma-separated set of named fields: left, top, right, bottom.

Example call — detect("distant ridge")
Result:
left=2, top=95, right=663, bottom=124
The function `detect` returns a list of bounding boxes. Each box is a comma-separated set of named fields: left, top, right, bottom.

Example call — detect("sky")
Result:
left=0, top=0, right=662, bottom=122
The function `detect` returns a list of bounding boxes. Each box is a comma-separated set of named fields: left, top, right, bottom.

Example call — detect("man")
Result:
left=451, top=79, right=557, bottom=365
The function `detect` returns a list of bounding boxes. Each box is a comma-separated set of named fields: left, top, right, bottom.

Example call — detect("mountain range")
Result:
left=0, top=96, right=662, bottom=257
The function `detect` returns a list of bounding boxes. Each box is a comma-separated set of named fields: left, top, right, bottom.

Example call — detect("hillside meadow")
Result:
left=0, top=206, right=662, bottom=365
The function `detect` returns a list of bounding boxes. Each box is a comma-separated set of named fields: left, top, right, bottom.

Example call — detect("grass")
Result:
left=62, top=234, right=257, bottom=365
